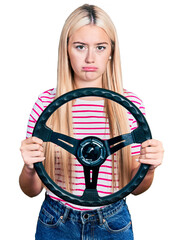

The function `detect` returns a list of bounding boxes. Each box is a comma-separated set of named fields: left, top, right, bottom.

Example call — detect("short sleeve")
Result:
left=26, top=96, right=45, bottom=139
left=26, top=88, right=56, bottom=138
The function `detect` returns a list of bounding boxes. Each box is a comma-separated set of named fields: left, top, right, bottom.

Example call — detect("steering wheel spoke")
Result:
left=83, top=166, right=100, bottom=189
left=105, top=133, right=134, bottom=157
left=80, top=166, right=101, bottom=202
left=81, top=189, right=101, bottom=202
left=49, top=131, right=80, bottom=157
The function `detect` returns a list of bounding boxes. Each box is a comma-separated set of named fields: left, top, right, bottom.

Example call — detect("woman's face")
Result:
left=68, top=25, right=112, bottom=88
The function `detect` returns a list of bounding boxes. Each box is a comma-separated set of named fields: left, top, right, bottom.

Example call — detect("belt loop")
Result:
left=97, top=209, right=104, bottom=225
left=61, top=207, right=70, bottom=223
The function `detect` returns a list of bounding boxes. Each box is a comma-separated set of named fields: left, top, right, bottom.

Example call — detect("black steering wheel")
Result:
left=33, top=88, right=152, bottom=206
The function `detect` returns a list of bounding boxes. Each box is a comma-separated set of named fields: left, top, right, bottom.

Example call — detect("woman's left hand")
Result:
left=138, top=139, right=164, bottom=170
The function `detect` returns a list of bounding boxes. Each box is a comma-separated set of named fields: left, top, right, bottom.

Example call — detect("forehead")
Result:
left=69, top=25, right=111, bottom=44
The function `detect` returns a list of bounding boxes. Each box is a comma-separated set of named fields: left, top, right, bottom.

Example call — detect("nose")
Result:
left=85, top=47, right=95, bottom=63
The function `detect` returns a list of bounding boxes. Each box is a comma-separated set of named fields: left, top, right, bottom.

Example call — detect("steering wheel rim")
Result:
left=33, top=88, right=152, bottom=206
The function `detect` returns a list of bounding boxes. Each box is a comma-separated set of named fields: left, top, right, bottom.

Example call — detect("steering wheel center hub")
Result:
left=77, top=137, right=106, bottom=167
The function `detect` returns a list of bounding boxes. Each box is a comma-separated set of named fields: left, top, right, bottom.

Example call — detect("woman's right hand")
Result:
left=20, top=137, right=45, bottom=170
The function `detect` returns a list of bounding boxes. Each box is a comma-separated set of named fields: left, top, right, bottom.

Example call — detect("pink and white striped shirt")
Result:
left=26, top=88, right=145, bottom=210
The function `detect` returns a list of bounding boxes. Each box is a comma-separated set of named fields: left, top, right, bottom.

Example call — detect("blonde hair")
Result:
left=44, top=4, right=132, bottom=192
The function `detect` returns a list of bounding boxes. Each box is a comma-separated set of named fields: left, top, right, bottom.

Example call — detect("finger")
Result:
left=25, top=157, right=45, bottom=165
left=31, top=136, right=44, bottom=145
left=139, top=153, right=160, bottom=159
left=20, top=138, right=44, bottom=153
left=141, top=139, right=160, bottom=148
left=25, top=144, right=44, bottom=152
left=140, top=147, right=159, bottom=154
left=139, top=158, right=162, bottom=167
left=29, top=150, right=44, bottom=158
left=20, top=144, right=43, bottom=154
left=25, top=137, right=43, bottom=145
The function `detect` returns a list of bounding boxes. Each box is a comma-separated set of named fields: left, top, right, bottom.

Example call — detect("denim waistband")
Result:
left=44, top=194, right=126, bottom=225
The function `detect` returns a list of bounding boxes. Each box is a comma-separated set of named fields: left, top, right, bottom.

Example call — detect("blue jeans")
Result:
left=35, top=195, right=134, bottom=240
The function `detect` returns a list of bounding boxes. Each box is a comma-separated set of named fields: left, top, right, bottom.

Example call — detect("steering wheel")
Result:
left=33, top=88, right=152, bottom=206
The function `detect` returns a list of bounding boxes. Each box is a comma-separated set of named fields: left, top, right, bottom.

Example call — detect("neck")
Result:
left=74, top=78, right=102, bottom=89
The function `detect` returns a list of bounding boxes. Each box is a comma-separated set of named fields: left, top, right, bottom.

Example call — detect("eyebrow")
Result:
left=73, top=41, right=109, bottom=45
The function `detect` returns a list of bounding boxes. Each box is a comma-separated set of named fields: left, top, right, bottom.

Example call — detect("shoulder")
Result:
left=38, top=88, right=56, bottom=107
left=123, top=89, right=145, bottom=114
left=30, top=88, right=56, bottom=122
left=123, top=89, right=143, bottom=105
left=26, top=88, right=56, bottom=138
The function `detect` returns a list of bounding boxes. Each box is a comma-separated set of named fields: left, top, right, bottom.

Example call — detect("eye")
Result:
left=76, top=45, right=86, bottom=51
left=96, top=46, right=106, bottom=51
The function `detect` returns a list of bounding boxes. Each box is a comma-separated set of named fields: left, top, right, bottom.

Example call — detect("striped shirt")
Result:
left=26, top=88, right=145, bottom=210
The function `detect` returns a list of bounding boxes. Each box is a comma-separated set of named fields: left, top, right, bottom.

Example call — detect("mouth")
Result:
left=82, top=67, right=98, bottom=72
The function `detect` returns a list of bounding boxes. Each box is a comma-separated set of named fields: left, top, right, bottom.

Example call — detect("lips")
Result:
left=82, top=67, right=98, bottom=72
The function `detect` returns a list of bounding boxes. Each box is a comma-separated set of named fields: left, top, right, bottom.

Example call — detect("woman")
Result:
left=19, top=4, right=164, bottom=239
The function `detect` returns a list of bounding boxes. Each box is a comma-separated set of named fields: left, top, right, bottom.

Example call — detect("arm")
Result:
left=19, top=89, right=56, bottom=197
left=19, top=164, right=43, bottom=197
left=131, top=139, right=164, bottom=195
left=19, top=137, right=45, bottom=197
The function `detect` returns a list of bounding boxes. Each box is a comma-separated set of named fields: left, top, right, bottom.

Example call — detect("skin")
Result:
left=68, top=25, right=111, bottom=89
left=19, top=25, right=164, bottom=197
left=19, top=137, right=44, bottom=197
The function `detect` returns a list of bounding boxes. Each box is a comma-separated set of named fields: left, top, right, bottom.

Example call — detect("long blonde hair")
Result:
left=44, top=4, right=132, bottom=192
